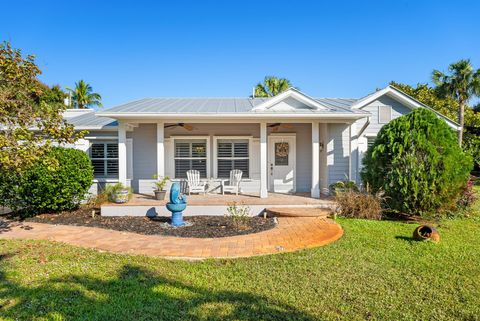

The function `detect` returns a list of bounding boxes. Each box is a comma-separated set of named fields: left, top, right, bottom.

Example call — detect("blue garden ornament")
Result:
left=165, top=182, right=187, bottom=227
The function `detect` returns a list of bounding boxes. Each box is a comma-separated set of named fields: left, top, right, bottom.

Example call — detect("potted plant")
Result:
left=153, top=174, right=170, bottom=200
left=105, top=183, right=132, bottom=204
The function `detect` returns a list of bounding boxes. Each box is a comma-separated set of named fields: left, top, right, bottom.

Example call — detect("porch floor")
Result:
left=108, top=192, right=335, bottom=207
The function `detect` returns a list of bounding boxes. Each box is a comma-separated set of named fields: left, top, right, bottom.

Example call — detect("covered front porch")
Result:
left=115, top=120, right=357, bottom=200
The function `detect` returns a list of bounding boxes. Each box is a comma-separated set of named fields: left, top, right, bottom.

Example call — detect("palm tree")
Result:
left=432, top=59, right=480, bottom=145
left=253, top=76, right=292, bottom=98
left=67, top=80, right=102, bottom=109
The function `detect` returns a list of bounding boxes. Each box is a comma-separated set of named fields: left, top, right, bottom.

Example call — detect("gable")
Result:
left=266, top=96, right=317, bottom=111
left=352, top=86, right=460, bottom=130
left=253, top=88, right=329, bottom=111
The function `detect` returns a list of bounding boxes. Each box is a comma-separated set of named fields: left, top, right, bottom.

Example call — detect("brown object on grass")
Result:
left=413, top=225, right=440, bottom=242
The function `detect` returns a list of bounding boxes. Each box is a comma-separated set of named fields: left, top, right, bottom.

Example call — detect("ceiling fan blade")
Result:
left=268, top=123, right=281, bottom=128
left=183, top=124, right=195, bottom=131
left=281, top=124, right=294, bottom=129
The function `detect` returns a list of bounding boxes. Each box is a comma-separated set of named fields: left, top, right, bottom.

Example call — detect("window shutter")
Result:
left=174, top=140, right=207, bottom=178
left=175, top=142, right=190, bottom=158
left=216, top=140, right=249, bottom=178
left=91, top=144, right=104, bottom=158
left=234, top=142, right=248, bottom=157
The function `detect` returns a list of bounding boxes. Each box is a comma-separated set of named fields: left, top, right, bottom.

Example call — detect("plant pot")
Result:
left=113, top=189, right=130, bottom=204
left=154, top=190, right=166, bottom=200
left=413, top=225, right=440, bottom=242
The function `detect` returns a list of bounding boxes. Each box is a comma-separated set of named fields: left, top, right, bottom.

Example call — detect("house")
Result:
left=65, top=86, right=459, bottom=200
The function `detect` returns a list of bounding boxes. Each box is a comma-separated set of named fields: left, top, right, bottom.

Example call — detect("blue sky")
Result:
left=1, top=0, right=479, bottom=108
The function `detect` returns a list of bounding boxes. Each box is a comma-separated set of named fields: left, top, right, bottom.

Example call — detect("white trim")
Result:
left=252, top=88, right=329, bottom=111
left=260, top=123, right=268, bottom=198
left=311, top=122, right=320, bottom=198
left=268, top=134, right=297, bottom=193
left=118, top=122, right=127, bottom=185
left=156, top=123, right=165, bottom=177
left=84, top=136, right=118, bottom=140
left=93, top=178, right=119, bottom=183
left=319, top=123, right=329, bottom=194
left=212, top=136, right=252, bottom=179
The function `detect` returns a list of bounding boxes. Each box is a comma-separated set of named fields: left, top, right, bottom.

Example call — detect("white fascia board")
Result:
left=252, top=88, right=330, bottom=111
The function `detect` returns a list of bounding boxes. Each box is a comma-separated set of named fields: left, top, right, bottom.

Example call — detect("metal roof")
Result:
left=67, top=94, right=367, bottom=129
left=65, top=111, right=117, bottom=129
left=98, top=97, right=362, bottom=114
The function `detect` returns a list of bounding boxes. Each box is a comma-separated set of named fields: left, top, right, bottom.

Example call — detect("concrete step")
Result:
left=266, top=207, right=332, bottom=218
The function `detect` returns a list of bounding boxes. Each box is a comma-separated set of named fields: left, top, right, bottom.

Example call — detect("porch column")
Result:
left=260, top=122, right=268, bottom=198
left=156, top=122, right=165, bottom=177
left=118, top=122, right=127, bottom=186
left=311, top=122, right=320, bottom=198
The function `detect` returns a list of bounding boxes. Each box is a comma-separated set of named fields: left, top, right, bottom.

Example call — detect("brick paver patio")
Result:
left=0, top=217, right=343, bottom=259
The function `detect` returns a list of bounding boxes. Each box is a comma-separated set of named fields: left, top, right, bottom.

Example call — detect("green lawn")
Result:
left=1, top=216, right=480, bottom=321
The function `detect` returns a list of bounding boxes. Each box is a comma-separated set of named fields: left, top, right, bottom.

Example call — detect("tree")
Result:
left=67, top=80, right=102, bottom=109
left=253, top=76, right=292, bottom=97
left=0, top=42, right=84, bottom=171
left=361, top=108, right=472, bottom=216
left=390, top=81, right=480, bottom=168
left=432, top=59, right=480, bottom=145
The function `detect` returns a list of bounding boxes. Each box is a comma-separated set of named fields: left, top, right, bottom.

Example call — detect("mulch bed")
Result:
left=24, top=207, right=276, bottom=238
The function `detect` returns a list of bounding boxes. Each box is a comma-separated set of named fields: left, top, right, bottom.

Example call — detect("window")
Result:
left=274, top=142, right=289, bottom=166
left=378, top=105, right=392, bottom=123
left=90, top=142, right=119, bottom=178
left=217, top=139, right=249, bottom=178
left=174, top=139, right=207, bottom=178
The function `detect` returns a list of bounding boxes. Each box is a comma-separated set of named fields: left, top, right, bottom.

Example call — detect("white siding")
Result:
left=356, top=96, right=411, bottom=136
left=327, top=123, right=350, bottom=185
left=132, top=124, right=157, bottom=193
left=354, top=95, right=415, bottom=184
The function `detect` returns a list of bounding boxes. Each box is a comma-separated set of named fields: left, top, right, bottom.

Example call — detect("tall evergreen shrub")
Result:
left=361, top=108, right=472, bottom=216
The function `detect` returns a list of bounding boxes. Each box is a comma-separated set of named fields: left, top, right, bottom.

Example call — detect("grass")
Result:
left=1, top=217, right=480, bottom=320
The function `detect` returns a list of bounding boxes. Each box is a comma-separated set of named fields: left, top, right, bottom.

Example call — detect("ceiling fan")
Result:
left=268, top=123, right=294, bottom=132
left=165, top=123, right=196, bottom=131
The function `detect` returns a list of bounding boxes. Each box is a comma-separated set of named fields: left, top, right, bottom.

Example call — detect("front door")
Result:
left=268, top=135, right=296, bottom=193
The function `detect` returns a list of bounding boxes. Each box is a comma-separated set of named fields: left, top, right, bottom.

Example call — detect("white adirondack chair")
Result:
left=186, top=170, right=207, bottom=195
left=222, top=169, right=243, bottom=195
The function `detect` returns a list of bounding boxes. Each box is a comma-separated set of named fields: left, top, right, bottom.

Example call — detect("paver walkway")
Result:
left=0, top=217, right=343, bottom=259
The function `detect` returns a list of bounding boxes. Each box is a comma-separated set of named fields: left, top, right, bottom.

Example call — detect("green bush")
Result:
left=0, top=147, right=94, bottom=216
left=361, top=108, right=472, bottom=216
left=329, top=180, right=359, bottom=196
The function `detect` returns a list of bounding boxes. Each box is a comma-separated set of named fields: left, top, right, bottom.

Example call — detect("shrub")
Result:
left=361, top=108, right=472, bottom=216
left=457, top=176, right=477, bottom=208
left=334, top=188, right=384, bottom=220
left=0, top=147, right=93, bottom=216
left=226, top=202, right=250, bottom=228
left=329, top=180, right=359, bottom=196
